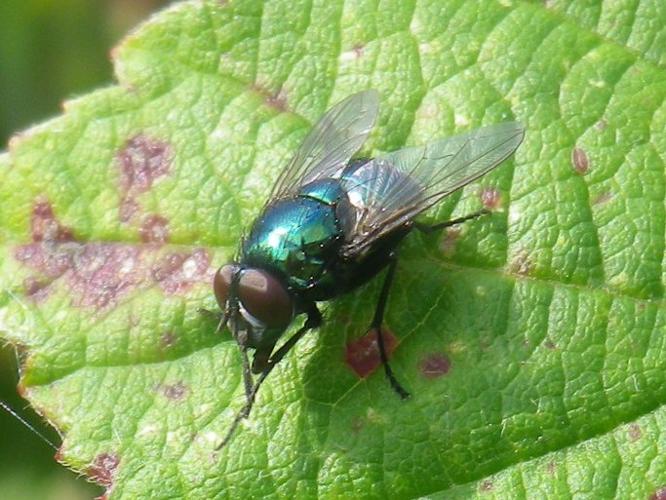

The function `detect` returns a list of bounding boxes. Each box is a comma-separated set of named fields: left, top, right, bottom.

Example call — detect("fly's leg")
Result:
left=414, top=209, right=490, bottom=234
left=197, top=307, right=228, bottom=334
left=370, top=256, right=410, bottom=399
left=216, top=304, right=322, bottom=450
left=239, top=346, right=253, bottom=402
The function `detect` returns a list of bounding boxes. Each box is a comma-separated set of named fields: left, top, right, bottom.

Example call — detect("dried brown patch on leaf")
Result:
left=439, top=227, right=461, bottom=257
left=156, top=382, right=189, bottom=401
left=160, top=331, right=178, bottom=350
left=87, top=452, right=120, bottom=488
left=479, top=479, right=494, bottom=492
left=571, top=147, right=589, bottom=175
left=593, top=191, right=613, bottom=205
left=510, top=251, right=532, bottom=275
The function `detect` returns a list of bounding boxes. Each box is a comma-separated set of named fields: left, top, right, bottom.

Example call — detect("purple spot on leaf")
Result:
left=87, top=452, right=119, bottom=488
left=157, top=382, right=189, bottom=401
left=651, top=486, right=666, bottom=500
left=31, top=199, right=75, bottom=242
left=152, top=249, right=212, bottom=295
left=419, top=353, right=451, bottom=379
left=117, top=134, right=172, bottom=222
left=23, top=277, right=48, bottom=301
left=572, top=147, right=589, bottom=175
left=140, top=214, right=170, bottom=244
left=345, top=328, right=397, bottom=378
left=480, top=187, right=501, bottom=210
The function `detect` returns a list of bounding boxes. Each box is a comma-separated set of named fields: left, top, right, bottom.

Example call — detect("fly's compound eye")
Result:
left=213, top=264, right=239, bottom=311
left=238, top=269, right=293, bottom=329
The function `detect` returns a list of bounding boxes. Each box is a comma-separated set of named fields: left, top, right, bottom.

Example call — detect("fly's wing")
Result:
left=341, top=122, right=525, bottom=257
left=268, top=90, right=379, bottom=200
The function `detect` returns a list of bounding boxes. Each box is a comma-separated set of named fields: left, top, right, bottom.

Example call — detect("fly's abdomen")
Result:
left=242, top=193, right=345, bottom=298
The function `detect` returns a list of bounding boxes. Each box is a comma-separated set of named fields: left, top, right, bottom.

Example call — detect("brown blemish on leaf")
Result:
left=157, top=382, right=189, bottom=401
left=351, top=416, right=365, bottom=434
left=593, top=191, right=613, bottom=205
left=352, top=44, right=365, bottom=58
left=595, top=119, right=607, bottom=130
left=439, top=227, right=461, bottom=257
left=140, top=214, right=170, bottom=244
left=252, top=83, right=288, bottom=112
left=651, top=486, right=666, bottom=500
left=546, top=461, right=557, bottom=474
left=510, top=251, right=531, bottom=275
left=117, top=134, right=172, bottom=222
left=544, top=338, right=557, bottom=350
left=571, top=147, right=589, bottom=175
left=345, top=328, right=397, bottom=378
left=480, top=187, right=502, bottom=210
left=160, top=332, right=178, bottom=349
left=419, top=353, right=451, bottom=379
left=87, top=452, right=119, bottom=488
left=628, top=423, right=642, bottom=441
left=479, top=479, right=494, bottom=492
left=152, top=249, right=212, bottom=295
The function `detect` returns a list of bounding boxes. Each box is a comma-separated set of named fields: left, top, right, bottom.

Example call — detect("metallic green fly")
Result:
left=210, top=90, right=524, bottom=447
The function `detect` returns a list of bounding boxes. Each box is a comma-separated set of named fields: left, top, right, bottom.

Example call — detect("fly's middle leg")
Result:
left=369, top=256, right=410, bottom=399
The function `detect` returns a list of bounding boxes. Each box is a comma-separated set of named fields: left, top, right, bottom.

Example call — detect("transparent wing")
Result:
left=341, top=122, right=525, bottom=256
left=268, top=90, right=380, bottom=200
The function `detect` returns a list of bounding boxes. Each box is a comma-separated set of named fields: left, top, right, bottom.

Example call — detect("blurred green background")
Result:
left=0, top=1, right=170, bottom=498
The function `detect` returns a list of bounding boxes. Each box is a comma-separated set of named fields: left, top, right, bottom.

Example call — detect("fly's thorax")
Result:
left=241, top=195, right=349, bottom=296
left=298, top=178, right=356, bottom=237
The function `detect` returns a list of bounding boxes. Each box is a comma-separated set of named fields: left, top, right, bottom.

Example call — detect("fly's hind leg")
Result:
left=369, top=256, right=410, bottom=399
left=414, top=209, right=490, bottom=234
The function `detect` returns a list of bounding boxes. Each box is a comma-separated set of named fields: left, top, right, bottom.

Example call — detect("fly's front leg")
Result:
left=371, top=256, right=410, bottom=399
left=414, top=209, right=490, bottom=234
left=216, top=304, right=322, bottom=450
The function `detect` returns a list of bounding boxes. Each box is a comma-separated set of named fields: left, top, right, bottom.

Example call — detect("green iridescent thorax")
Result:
left=242, top=179, right=352, bottom=297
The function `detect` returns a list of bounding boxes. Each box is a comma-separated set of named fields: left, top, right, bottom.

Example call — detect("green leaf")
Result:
left=1, top=0, right=664, bottom=498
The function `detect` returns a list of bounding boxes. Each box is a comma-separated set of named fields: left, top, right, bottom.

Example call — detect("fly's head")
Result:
left=213, top=264, right=294, bottom=373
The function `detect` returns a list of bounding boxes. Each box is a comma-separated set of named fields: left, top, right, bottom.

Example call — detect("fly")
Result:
left=209, top=90, right=524, bottom=448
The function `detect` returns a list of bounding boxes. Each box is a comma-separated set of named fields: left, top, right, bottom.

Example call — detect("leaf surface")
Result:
left=0, top=0, right=664, bottom=498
